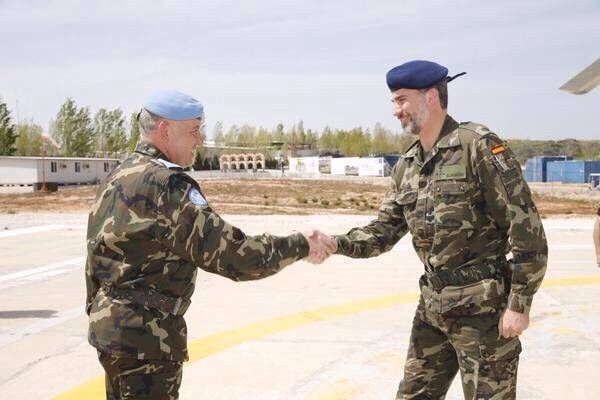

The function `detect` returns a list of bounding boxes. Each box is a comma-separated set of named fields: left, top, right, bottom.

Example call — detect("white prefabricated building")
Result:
left=288, top=156, right=398, bottom=177
left=0, top=156, right=120, bottom=185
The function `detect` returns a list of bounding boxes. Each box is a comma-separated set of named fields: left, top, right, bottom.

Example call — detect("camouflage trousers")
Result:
left=98, top=352, right=183, bottom=400
left=396, top=297, right=521, bottom=400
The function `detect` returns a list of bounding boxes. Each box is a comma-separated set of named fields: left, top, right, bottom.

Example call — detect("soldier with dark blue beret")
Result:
left=325, top=60, right=548, bottom=399
left=85, top=90, right=335, bottom=399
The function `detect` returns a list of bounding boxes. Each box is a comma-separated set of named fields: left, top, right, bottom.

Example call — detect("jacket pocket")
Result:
left=433, top=181, right=473, bottom=230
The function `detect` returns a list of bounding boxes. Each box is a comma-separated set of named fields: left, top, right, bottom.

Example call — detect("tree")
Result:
left=212, top=121, right=224, bottom=145
left=255, top=127, right=271, bottom=148
left=305, top=128, right=318, bottom=150
left=93, top=108, right=127, bottom=156
left=14, top=121, right=43, bottom=156
left=192, top=150, right=203, bottom=170
left=128, top=111, right=140, bottom=153
left=296, top=120, right=307, bottom=145
left=51, top=98, right=94, bottom=157
left=224, top=124, right=239, bottom=146
left=371, top=123, right=397, bottom=155
left=273, top=123, right=285, bottom=142
left=319, top=126, right=336, bottom=150
left=0, top=99, right=17, bottom=156
left=237, top=124, right=256, bottom=146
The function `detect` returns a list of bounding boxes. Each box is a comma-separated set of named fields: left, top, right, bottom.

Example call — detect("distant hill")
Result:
left=506, top=139, right=600, bottom=164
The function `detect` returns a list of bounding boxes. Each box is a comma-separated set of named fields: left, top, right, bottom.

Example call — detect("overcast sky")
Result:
left=0, top=0, right=598, bottom=139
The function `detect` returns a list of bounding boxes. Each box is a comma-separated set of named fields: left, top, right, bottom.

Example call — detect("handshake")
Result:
left=302, top=230, right=338, bottom=264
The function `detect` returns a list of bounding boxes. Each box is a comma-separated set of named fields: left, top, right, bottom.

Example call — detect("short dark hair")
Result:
left=419, top=80, right=448, bottom=109
left=433, top=80, right=448, bottom=109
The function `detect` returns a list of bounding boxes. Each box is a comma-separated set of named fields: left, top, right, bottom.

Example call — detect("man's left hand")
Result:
left=498, top=308, right=529, bottom=338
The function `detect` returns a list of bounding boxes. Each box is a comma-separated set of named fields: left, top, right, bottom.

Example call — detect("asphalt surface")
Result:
left=0, top=213, right=599, bottom=400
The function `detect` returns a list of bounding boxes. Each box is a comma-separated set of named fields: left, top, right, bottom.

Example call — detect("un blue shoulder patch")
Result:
left=189, top=188, right=208, bottom=207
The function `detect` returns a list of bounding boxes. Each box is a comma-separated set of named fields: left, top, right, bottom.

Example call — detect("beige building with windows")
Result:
left=219, top=153, right=265, bottom=171
left=0, top=156, right=120, bottom=186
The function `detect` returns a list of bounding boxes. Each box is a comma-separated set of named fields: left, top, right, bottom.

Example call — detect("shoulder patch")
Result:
left=189, top=188, right=208, bottom=207
left=491, top=144, right=506, bottom=154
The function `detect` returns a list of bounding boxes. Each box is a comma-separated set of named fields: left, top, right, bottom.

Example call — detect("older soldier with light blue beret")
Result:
left=319, top=60, right=548, bottom=399
left=85, top=90, right=334, bottom=399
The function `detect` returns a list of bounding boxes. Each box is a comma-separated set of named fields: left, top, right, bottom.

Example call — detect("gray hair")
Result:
left=138, top=109, right=163, bottom=136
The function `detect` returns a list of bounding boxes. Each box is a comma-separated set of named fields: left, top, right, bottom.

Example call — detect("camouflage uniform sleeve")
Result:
left=473, top=134, right=548, bottom=314
left=84, top=255, right=99, bottom=315
left=333, top=167, right=408, bottom=258
left=156, top=174, right=309, bottom=281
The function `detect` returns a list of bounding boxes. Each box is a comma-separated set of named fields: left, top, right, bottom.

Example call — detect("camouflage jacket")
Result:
left=85, top=143, right=309, bottom=361
left=335, top=116, right=547, bottom=314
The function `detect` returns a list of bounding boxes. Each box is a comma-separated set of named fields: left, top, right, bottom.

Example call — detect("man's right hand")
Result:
left=302, top=230, right=337, bottom=264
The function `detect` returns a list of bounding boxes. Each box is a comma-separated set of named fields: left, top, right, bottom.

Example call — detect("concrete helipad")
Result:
left=0, top=213, right=599, bottom=399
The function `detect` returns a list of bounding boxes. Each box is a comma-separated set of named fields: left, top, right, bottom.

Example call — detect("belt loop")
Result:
left=428, top=274, right=444, bottom=292
left=172, top=298, right=182, bottom=315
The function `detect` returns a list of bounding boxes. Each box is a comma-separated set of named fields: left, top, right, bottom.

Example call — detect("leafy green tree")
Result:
left=0, top=99, right=17, bottom=155
left=14, top=121, right=43, bottom=156
left=305, top=128, right=318, bottom=149
left=330, top=127, right=372, bottom=156
left=255, top=127, right=271, bottom=148
left=93, top=108, right=127, bottom=156
left=224, top=124, right=239, bottom=146
left=51, top=98, right=94, bottom=156
left=296, top=120, right=307, bottom=145
left=319, top=126, right=335, bottom=150
left=237, top=124, right=256, bottom=146
left=128, top=111, right=140, bottom=153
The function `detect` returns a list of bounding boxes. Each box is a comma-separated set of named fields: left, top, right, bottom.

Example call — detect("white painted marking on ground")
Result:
left=0, top=224, right=86, bottom=239
left=550, top=245, right=595, bottom=250
left=0, top=257, right=85, bottom=288
left=0, top=307, right=83, bottom=348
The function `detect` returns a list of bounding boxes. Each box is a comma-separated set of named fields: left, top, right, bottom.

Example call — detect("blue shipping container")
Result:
left=524, top=156, right=570, bottom=182
left=546, top=160, right=600, bottom=183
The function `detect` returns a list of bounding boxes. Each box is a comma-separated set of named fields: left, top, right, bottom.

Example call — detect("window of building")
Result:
left=104, top=162, right=109, bottom=172
left=75, top=162, right=81, bottom=173
left=50, top=162, right=57, bottom=173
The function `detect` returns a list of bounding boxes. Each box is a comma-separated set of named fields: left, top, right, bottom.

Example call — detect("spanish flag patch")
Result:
left=491, top=144, right=506, bottom=155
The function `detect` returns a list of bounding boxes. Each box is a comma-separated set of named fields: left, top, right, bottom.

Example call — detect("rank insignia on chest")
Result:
left=189, top=188, right=208, bottom=207
left=434, top=164, right=467, bottom=180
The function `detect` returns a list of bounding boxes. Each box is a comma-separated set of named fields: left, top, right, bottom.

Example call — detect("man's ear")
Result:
left=157, top=120, right=170, bottom=141
left=425, top=88, right=439, bottom=109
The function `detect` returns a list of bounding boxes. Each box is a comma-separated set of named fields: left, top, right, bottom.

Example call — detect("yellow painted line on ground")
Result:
left=540, top=274, right=600, bottom=288
left=52, top=274, right=600, bottom=400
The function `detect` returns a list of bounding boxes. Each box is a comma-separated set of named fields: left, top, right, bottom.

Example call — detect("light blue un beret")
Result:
left=386, top=60, right=466, bottom=91
left=143, top=90, right=204, bottom=120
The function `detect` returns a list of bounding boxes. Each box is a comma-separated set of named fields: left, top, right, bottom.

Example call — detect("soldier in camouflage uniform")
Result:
left=594, top=204, right=600, bottom=267
left=85, top=90, right=332, bottom=399
left=329, top=61, right=548, bottom=399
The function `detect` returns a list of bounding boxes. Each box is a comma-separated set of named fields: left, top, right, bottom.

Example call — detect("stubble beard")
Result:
left=401, top=106, right=430, bottom=136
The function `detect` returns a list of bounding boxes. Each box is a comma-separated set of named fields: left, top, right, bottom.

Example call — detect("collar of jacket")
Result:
left=135, top=142, right=169, bottom=161
left=403, top=115, right=460, bottom=160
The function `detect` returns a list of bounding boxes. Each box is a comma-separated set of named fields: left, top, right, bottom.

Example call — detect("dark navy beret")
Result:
left=386, top=60, right=465, bottom=91
left=143, top=90, right=204, bottom=120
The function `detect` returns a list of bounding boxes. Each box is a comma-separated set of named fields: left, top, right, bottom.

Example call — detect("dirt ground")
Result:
left=0, top=179, right=597, bottom=216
